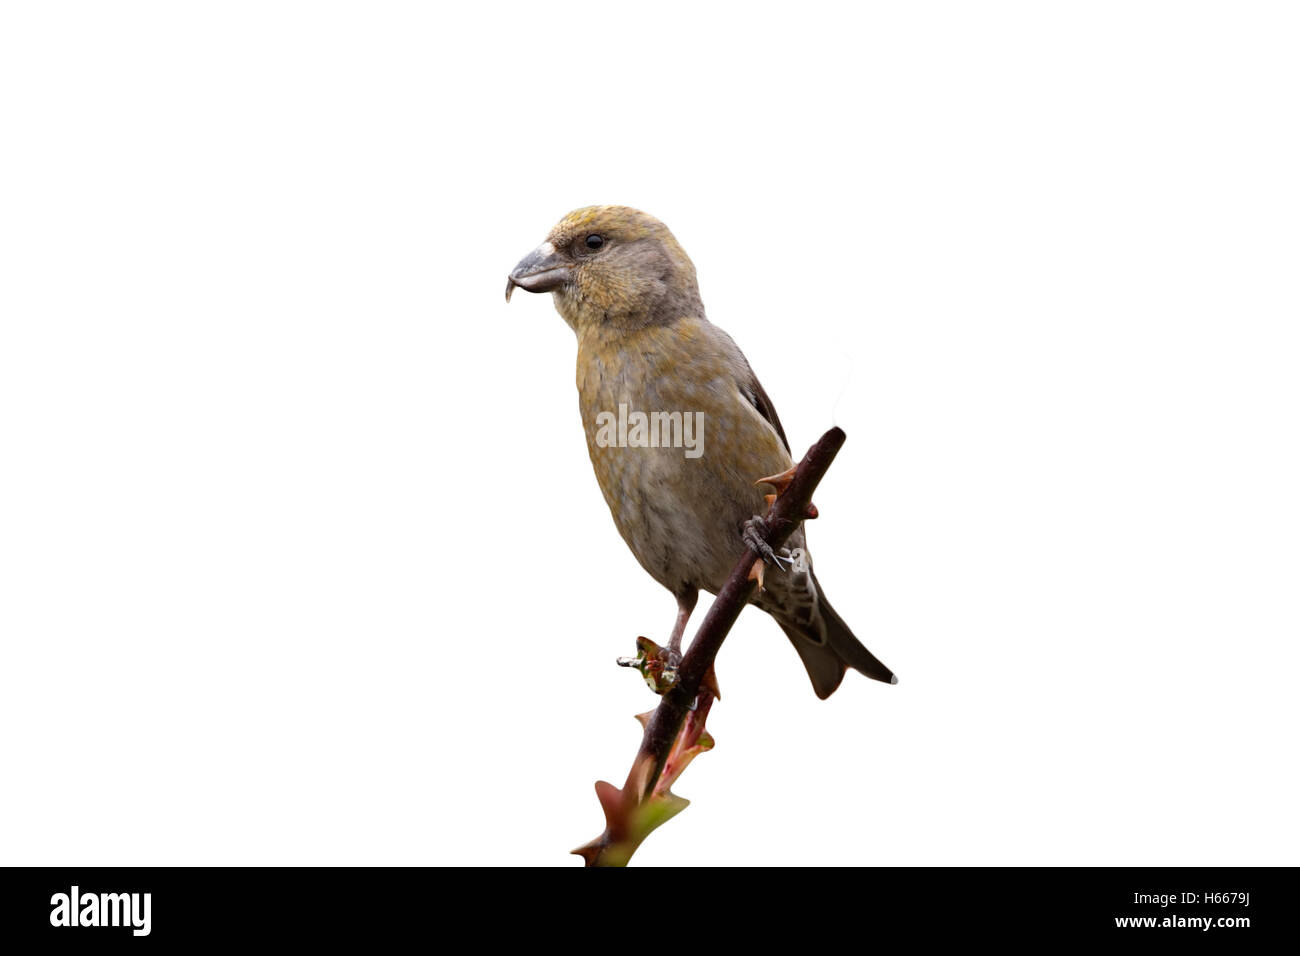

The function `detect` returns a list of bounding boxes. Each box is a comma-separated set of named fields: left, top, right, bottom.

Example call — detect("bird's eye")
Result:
left=585, top=234, right=604, bottom=250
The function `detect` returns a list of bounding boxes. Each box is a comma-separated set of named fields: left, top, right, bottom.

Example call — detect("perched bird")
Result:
left=506, top=206, right=895, bottom=698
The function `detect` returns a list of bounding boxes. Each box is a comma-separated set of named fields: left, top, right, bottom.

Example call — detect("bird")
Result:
left=505, top=205, right=895, bottom=698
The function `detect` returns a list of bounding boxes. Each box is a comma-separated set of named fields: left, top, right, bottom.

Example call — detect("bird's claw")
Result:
left=743, top=515, right=791, bottom=570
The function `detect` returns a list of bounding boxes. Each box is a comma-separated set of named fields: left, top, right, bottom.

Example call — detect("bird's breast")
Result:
left=573, top=323, right=788, bottom=593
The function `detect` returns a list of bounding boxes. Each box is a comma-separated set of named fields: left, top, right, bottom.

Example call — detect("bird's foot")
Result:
left=745, top=514, right=799, bottom=592
left=743, top=515, right=792, bottom=571
left=617, top=636, right=681, bottom=695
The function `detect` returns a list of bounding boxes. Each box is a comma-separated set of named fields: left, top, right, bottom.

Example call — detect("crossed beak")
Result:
left=505, top=242, right=571, bottom=302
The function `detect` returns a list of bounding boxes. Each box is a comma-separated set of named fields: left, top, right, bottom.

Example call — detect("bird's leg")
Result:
left=616, top=589, right=698, bottom=695
left=666, top=588, right=698, bottom=661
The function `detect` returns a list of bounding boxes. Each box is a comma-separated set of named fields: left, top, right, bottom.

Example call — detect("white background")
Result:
left=2, top=2, right=1296, bottom=866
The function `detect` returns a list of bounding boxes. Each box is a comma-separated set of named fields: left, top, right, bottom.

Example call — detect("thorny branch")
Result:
left=574, top=426, right=847, bottom=866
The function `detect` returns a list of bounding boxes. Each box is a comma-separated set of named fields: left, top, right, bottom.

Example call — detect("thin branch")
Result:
left=575, top=426, right=847, bottom=865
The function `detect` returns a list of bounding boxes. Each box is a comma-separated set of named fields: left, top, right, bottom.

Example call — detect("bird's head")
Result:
left=506, top=205, right=703, bottom=331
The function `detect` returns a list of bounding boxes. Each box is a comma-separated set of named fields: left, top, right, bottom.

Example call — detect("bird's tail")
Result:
left=778, top=572, right=896, bottom=699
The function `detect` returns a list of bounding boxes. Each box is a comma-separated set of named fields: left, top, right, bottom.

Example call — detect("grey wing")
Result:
left=705, top=321, right=792, bottom=454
